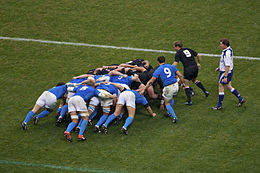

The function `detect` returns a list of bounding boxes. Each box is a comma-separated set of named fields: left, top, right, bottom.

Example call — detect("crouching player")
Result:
left=21, top=82, right=67, bottom=130
left=101, top=83, right=156, bottom=135
left=141, top=56, right=184, bottom=123
left=64, top=77, right=116, bottom=142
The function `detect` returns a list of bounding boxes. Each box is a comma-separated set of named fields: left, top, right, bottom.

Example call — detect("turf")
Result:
left=0, top=0, right=260, bottom=173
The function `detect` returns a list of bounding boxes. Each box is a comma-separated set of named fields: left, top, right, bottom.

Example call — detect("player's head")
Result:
left=220, top=38, right=230, bottom=49
left=157, top=56, right=165, bottom=64
left=173, top=41, right=183, bottom=51
left=142, top=60, right=150, bottom=69
left=56, top=82, right=65, bottom=86
left=87, top=77, right=96, bottom=86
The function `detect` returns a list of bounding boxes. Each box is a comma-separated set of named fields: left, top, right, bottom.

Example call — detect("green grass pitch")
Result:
left=0, top=0, right=260, bottom=172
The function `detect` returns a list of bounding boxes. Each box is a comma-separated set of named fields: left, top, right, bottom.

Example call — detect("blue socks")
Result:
left=24, top=111, right=35, bottom=123
left=104, top=114, right=116, bottom=127
left=79, top=120, right=88, bottom=135
left=66, top=122, right=76, bottom=133
left=60, top=105, right=68, bottom=119
left=89, top=107, right=98, bottom=120
left=170, top=99, right=174, bottom=107
left=166, top=105, right=176, bottom=119
left=231, top=88, right=243, bottom=101
left=96, top=114, right=108, bottom=127
left=77, top=118, right=83, bottom=128
left=218, top=92, right=224, bottom=107
left=36, top=110, right=50, bottom=118
left=123, top=116, right=133, bottom=129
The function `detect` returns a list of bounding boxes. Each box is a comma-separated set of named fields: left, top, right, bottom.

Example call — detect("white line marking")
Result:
left=0, top=160, right=126, bottom=173
left=1, top=36, right=260, bottom=60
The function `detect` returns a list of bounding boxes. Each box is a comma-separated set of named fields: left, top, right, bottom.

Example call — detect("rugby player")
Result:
left=173, top=41, right=209, bottom=105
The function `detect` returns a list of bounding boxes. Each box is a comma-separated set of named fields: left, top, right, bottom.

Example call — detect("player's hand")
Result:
left=72, top=77, right=77, bottom=79
left=223, top=78, right=227, bottom=83
left=160, top=104, right=164, bottom=111
left=215, top=67, right=220, bottom=72
left=139, top=90, right=144, bottom=95
left=152, top=113, right=156, bottom=117
left=197, top=63, right=201, bottom=70
left=123, top=74, right=128, bottom=78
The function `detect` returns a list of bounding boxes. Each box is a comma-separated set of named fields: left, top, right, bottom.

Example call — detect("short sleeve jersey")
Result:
left=109, top=75, right=133, bottom=86
left=97, top=83, right=119, bottom=96
left=48, top=85, right=67, bottom=99
left=153, top=64, right=178, bottom=87
left=174, top=48, right=198, bottom=68
left=219, top=47, right=233, bottom=73
left=73, top=85, right=100, bottom=102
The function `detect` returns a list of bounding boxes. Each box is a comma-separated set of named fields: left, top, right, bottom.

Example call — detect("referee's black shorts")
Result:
left=184, top=66, right=198, bottom=80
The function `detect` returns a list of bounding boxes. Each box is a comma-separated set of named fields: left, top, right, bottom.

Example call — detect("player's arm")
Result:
left=173, top=61, right=178, bottom=66
left=145, top=104, right=156, bottom=117
left=108, top=82, right=126, bottom=92
left=72, top=74, right=92, bottom=79
left=140, top=77, right=156, bottom=95
left=109, top=70, right=123, bottom=76
left=132, top=74, right=142, bottom=83
left=132, top=66, right=146, bottom=72
left=175, top=70, right=185, bottom=86
left=197, top=53, right=202, bottom=70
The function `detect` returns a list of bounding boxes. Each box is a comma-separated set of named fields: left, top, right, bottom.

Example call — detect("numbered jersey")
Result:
left=153, top=64, right=178, bottom=87
left=73, top=85, right=100, bottom=101
left=174, top=48, right=198, bottom=68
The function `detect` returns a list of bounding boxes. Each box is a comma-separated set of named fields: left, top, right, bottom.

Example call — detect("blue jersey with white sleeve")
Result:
left=73, top=85, right=100, bottom=102
left=110, top=75, right=133, bottom=86
left=97, top=83, right=119, bottom=96
left=153, top=64, right=178, bottom=87
left=48, top=85, right=67, bottom=99
left=128, top=90, right=148, bottom=105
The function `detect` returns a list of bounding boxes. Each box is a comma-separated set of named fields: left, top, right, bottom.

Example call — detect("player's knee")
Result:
left=102, top=107, right=110, bottom=114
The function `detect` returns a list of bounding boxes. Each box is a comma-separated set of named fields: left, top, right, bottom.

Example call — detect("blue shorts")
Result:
left=219, top=70, right=233, bottom=84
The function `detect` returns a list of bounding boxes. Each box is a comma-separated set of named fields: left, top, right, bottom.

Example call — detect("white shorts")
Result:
left=68, top=95, right=87, bottom=113
left=117, top=83, right=130, bottom=90
left=117, top=91, right=136, bottom=109
left=66, top=91, right=75, bottom=103
left=89, top=96, right=101, bottom=106
left=163, top=82, right=179, bottom=102
left=36, top=91, right=57, bottom=110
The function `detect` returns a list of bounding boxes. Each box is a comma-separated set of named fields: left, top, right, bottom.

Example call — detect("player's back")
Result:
left=153, top=64, right=178, bottom=86
left=74, top=85, right=97, bottom=101
left=175, top=48, right=197, bottom=68
left=48, top=85, right=67, bottom=99
left=110, top=75, right=133, bottom=86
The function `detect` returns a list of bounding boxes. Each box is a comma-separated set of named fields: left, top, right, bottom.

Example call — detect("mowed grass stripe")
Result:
left=0, top=160, right=127, bottom=173
left=1, top=36, right=260, bottom=60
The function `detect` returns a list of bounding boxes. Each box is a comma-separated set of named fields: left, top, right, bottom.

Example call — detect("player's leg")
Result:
left=102, top=104, right=123, bottom=133
left=212, top=83, right=225, bottom=110
left=78, top=111, right=89, bottom=141
left=147, top=86, right=160, bottom=99
left=22, top=103, right=42, bottom=130
left=192, top=78, right=209, bottom=97
left=184, top=79, right=192, bottom=105
left=226, top=82, right=245, bottom=106
left=121, top=106, right=135, bottom=135
left=95, top=106, right=110, bottom=133
left=64, top=111, right=78, bottom=142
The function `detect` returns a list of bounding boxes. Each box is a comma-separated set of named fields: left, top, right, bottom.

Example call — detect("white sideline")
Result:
left=1, top=36, right=260, bottom=60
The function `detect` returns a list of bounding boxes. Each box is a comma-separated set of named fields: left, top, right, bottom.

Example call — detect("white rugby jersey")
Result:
left=219, top=47, right=233, bottom=72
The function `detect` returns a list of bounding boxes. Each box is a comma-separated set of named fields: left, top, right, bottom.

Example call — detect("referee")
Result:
left=173, top=41, right=209, bottom=105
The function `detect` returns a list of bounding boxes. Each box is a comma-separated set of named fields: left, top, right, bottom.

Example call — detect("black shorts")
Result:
left=184, top=66, right=198, bottom=80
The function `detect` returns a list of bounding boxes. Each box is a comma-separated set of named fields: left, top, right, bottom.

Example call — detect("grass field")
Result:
left=0, top=0, right=260, bottom=172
